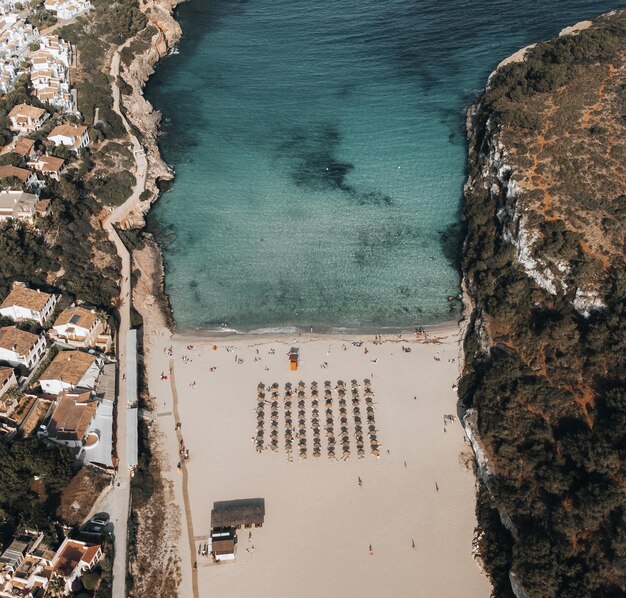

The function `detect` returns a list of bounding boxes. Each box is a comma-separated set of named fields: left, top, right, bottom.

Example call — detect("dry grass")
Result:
left=57, top=467, right=110, bottom=525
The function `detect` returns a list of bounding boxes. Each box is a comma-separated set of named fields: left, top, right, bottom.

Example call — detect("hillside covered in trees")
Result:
left=460, top=11, right=625, bottom=598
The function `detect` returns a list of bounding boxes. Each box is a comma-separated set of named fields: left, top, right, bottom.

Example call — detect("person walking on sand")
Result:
left=435, top=482, right=439, bottom=492
left=358, top=476, right=362, bottom=487
left=412, top=539, right=415, bottom=550
left=369, top=544, right=374, bottom=556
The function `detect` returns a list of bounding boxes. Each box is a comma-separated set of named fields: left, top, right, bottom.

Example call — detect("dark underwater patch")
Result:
left=276, top=124, right=393, bottom=206
left=439, top=219, right=466, bottom=271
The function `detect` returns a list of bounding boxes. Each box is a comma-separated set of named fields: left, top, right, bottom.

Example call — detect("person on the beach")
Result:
left=435, top=482, right=439, bottom=492
left=358, top=476, right=362, bottom=487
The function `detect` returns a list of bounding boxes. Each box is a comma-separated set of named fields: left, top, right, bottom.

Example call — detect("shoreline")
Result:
left=173, top=318, right=462, bottom=340
left=122, top=3, right=488, bottom=596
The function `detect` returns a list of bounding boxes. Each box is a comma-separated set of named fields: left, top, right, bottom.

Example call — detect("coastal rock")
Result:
left=116, top=0, right=183, bottom=228
left=460, top=10, right=625, bottom=597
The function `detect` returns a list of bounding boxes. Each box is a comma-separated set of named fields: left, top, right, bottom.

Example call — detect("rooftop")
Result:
left=40, top=350, right=97, bottom=385
left=0, top=326, right=41, bottom=355
left=0, top=164, right=33, bottom=182
left=53, top=306, right=98, bottom=331
left=47, top=390, right=97, bottom=442
left=8, top=103, right=46, bottom=120
left=211, top=498, right=265, bottom=528
left=1, top=283, right=53, bottom=312
left=1, top=137, right=35, bottom=157
left=48, top=123, right=87, bottom=138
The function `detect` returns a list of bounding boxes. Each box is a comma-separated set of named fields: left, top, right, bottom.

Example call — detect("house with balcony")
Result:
left=44, top=0, right=92, bottom=21
left=0, top=190, right=42, bottom=223
left=7, top=103, right=48, bottom=134
left=0, top=326, right=46, bottom=369
left=50, top=306, right=106, bottom=349
left=28, top=154, right=65, bottom=181
left=50, top=538, right=101, bottom=595
left=39, top=350, right=102, bottom=395
left=1, top=137, right=36, bottom=160
left=0, top=164, right=40, bottom=189
left=0, top=282, right=57, bottom=325
left=47, top=123, right=89, bottom=152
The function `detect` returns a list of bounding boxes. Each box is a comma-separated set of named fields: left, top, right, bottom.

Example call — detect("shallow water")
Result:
left=146, top=0, right=621, bottom=331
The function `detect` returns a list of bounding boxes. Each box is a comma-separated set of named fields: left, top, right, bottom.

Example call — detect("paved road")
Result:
left=96, top=38, right=149, bottom=598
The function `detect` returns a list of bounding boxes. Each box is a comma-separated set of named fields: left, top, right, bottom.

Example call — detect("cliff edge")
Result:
left=460, top=11, right=625, bottom=598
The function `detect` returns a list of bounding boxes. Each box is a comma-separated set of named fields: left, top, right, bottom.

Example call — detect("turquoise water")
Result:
left=146, top=0, right=621, bottom=331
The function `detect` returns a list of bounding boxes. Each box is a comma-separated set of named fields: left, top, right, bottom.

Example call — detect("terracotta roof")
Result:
left=40, top=351, right=96, bottom=385
left=53, top=306, right=98, bottom=330
left=0, top=165, right=33, bottom=182
left=8, top=103, right=46, bottom=120
left=0, top=326, right=40, bottom=355
left=1, top=137, right=35, bottom=157
left=1, top=284, right=53, bottom=311
left=52, top=540, right=99, bottom=577
left=47, top=390, right=96, bottom=442
left=0, top=366, right=14, bottom=386
left=48, top=124, right=87, bottom=139
left=33, top=154, right=65, bottom=172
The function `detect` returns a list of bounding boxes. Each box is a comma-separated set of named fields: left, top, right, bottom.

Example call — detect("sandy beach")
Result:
left=141, top=320, right=490, bottom=598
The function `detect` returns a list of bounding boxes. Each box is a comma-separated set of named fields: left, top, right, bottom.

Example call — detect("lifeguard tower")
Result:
left=288, top=347, right=299, bottom=371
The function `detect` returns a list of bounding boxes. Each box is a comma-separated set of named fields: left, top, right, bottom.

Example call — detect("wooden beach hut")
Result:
left=211, top=498, right=266, bottom=530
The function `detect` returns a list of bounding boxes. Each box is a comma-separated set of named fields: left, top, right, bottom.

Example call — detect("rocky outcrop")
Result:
left=460, top=11, right=625, bottom=598
left=117, top=0, right=183, bottom=228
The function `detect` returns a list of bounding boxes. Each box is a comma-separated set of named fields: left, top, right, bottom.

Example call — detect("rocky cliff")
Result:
left=117, top=0, right=183, bottom=228
left=460, top=12, right=625, bottom=598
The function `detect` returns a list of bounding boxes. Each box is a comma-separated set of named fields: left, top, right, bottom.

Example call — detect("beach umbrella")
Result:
left=272, top=382, right=279, bottom=388
left=371, top=448, right=379, bottom=456
left=328, top=451, right=335, bottom=459
left=257, top=414, right=264, bottom=422
left=258, top=382, right=265, bottom=388
left=298, top=380, right=305, bottom=387
left=364, top=378, right=371, bottom=385
left=255, top=406, right=264, bottom=414
left=285, top=382, right=292, bottom=388
left=298, top=390, right=305, bottom=397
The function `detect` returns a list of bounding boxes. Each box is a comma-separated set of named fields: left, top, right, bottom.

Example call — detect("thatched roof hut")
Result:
left=211, top=498, right=265, bottom=529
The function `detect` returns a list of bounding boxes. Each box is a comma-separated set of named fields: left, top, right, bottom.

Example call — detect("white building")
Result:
left=47, top=123, right=89, bottom=152
left=50, top=538, right=101, bottom=594
left=0, top=164, right=40, bottom=189
left=50, top=306, right=104, bottom=348
left=0, top=190, right=42, bottom=223
left=44, top=0, right=92, bottom=21
left=0, top=282, right=57, bottom=325
left=39, top=350, right=102, bottom=395
left=7, top=103, right=49, bottom=134
left=0, top=365, right=16, bottom=398
left=28, top=154, right=65, bottom=181
left=0, top=326, right=46, bottom=369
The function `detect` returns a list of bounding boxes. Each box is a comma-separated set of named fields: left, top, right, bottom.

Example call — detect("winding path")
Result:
left=98, top=38, right=148, bottom=598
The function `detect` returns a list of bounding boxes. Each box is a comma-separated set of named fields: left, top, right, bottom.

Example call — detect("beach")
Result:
left=140, top=315, right=490, bottom=598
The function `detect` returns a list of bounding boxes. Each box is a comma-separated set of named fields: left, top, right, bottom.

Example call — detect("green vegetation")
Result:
left=461, top=11, right=626, bottom=597
left=0, top=169, right=121, bottom=307
left=483, top=12, right=626, bottom=130
left=120, top=25, right=158, bottom=66
left=0, top=438, right=75, bottom=544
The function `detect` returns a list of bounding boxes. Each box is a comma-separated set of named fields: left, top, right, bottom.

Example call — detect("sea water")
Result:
left=146, top=0, right=621, bottom=331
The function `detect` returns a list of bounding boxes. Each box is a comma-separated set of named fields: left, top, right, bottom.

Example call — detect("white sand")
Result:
left=144, top=324, right=491, bottom=598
